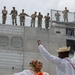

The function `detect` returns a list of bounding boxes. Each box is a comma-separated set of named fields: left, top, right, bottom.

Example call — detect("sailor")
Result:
left=19, top=9, right=30, bottom=26
left=10, top=7, right=18, bottom=25
left=44, top=13, right=50, bottom=30
left=37, top=12, right=43, bottom=29
left=55, top=11, right=60, bottom=21
left=62, top=7, right=69, bottom=22
left=2, top=6, right=8, bottom=24
left=30, top=11, right=37, bottom=27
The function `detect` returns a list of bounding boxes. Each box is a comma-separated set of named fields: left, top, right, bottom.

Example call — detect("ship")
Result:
left=0, top=9, right=75, bottom=75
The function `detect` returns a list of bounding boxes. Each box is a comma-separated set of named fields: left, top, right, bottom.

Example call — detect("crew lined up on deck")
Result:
left=2, top=6, right=70, bottom=29
left=2, top=6, right=50, bottom=30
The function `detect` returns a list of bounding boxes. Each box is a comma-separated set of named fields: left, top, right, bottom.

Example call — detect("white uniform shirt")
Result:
left=13, top=70, right=33, bottom=75
left=14, top=69, right=49, bottom=75
left=38, top=44, right=75, bottom=75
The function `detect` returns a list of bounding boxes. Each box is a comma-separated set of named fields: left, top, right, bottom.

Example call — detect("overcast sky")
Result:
left=0, top=0, right=75, bottom=15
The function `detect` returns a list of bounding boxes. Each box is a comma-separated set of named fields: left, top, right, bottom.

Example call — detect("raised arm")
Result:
left=37, top=40, right=62, bottom=65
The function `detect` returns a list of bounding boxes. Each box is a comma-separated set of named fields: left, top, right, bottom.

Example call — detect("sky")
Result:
left=0, top=0, right=75, bottom=15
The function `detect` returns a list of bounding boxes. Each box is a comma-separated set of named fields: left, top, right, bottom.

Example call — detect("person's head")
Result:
left=34, top=11, right=37, bottom=14
left=47, top=13, right=49, bottom=16
left=13, top=7, right=15, bottom=10
left=22, top=9, right=24, bottom=13
left=57, top=46, right=70, bottom=59
left=58, top=51, right=69, bottom=58
left=65, top=7, right=67, bottom=10
left=4, top=6, right=6, bottom=9
left=39, top=12, right=41, bottom=15
left=29, top=59, right=43, bottom=72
